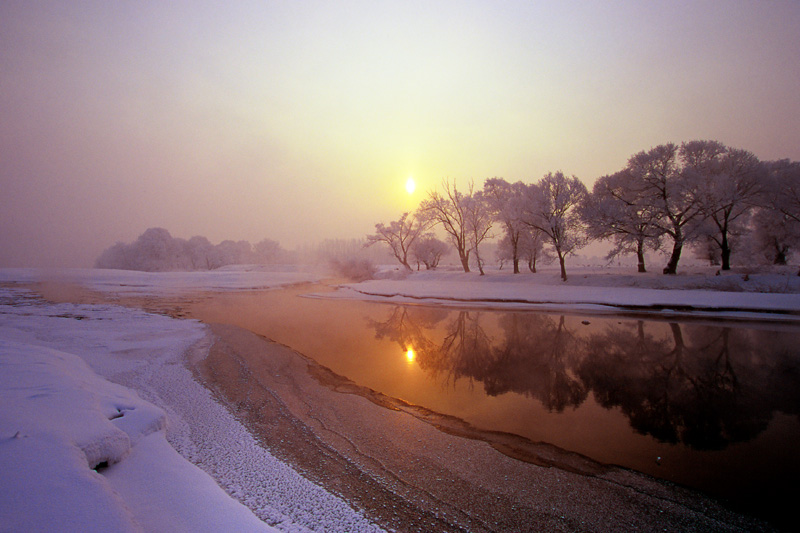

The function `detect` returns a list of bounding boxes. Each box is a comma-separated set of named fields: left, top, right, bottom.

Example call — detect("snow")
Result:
left=0, top=265, right=321, bottom=296
left=0, top=281, right=380, bottom=532
left=2, top=263, right=798, bottom=531
left=327, top=265, right=800, bottom=321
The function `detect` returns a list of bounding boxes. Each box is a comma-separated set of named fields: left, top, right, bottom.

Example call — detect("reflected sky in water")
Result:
left=187, top=289, right=800, bottom=522
left=372, top=307, right=800, bottom=451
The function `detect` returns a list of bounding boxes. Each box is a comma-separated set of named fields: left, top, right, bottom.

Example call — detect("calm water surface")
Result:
left=187, top=286, right=800, bottom=524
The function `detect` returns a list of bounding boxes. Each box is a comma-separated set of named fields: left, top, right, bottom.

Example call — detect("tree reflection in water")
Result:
left=369, top=306, right=800, bottom=451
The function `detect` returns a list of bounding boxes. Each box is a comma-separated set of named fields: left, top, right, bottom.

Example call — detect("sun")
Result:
left=405, top=176, right=416, bottom=194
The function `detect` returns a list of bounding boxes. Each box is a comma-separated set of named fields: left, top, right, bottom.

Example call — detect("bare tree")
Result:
left=523, top=172, right=588, bottom=282
left=419, top=179, right=473, bottom=272
left=366, top=212, right=428, bottom=270
left=683, top=141, right=763, bottom=270
left=465, top=190, right=494, bottom=275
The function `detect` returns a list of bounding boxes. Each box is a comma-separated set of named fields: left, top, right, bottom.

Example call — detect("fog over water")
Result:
left=2, top=1, right=800, bottom=267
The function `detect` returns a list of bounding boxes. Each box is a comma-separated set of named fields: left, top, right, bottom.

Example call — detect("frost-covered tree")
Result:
left=253, top=238, right=285, bottom=264
left=523, top=172, right=588, bottom=282
left=581, top=169, right=662, bottom=273
left=94, top=242, right=131, bottom=270
left=215, top=240, right=253, bottom=267
left=518, top=226, right=552, bottom=273
left=762, top=159, right=800, bottom=224
left=187, top=236, right=216, bottom=270
left=683, top=141, right=763, bottom=270
left=627, top=144, right=702, bottom=275
left=412, top=234, right=449, bottom=270
left=419, top=179, right=474, bottom=272
left=483, top=178, right=528, bottom=273
left=366, top=212, right=428, bottom=270
left=751, top=208, right=796, bottom=265
left=465, top=190, right=494, bottom=275
left=753, top=160, right=800, bottom=268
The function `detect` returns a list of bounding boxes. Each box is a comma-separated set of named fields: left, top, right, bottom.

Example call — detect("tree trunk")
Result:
left=664, top=242, right=682, bottom=275
left=557, top=251, right=568, bottom=282
left=773, top=240, right=787, bottom=265
left=513, top=258, right=520, bottom=274
left=720, top=232, right=731, bottom=271
left=636, top=239, right=647, bottom=273
left=475, top=251, right=485, bottom=275
left=459, top=248, right=471, bottom=273
left=528, top=257, right=537, bottom=273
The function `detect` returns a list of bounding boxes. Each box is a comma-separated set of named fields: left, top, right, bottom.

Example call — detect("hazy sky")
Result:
left=2, top=1, right=799, bottom=267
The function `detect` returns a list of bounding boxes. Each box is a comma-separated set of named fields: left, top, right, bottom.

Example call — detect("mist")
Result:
left=2, top=1, right=799, bottom=268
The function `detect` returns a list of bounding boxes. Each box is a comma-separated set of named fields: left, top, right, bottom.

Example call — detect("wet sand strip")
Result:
left=195, top=322, right=771, bottom=532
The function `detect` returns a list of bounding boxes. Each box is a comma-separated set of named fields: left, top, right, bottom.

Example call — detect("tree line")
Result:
left=95, top=227, right=291, bottom=271
left=367, top=140, right=800, bottom=280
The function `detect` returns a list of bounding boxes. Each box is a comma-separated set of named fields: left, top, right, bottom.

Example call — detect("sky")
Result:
left=2, top=1, right=799, bottom=267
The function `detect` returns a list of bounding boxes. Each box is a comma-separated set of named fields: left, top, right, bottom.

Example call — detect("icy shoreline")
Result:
left=326, top=266, right=800, bottom=322
left=2, top=265, right=794, bottom=531
left=0, top=282, right=380, bottom=532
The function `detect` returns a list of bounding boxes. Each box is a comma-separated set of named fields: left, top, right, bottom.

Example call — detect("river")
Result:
left=182, top=284, right=800, bottom=527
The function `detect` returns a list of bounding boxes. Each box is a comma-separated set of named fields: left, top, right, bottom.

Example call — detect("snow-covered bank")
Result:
left=327, top=266, right=800, bottom=321
left=0, top=265, right=321, bottom=296
left=0, top=339, right=271, bottom=532
left=0, top=285, right=380, bottom=532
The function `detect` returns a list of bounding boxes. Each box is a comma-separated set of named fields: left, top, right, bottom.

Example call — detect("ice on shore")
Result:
left=0, top=283, right=380, bottom=532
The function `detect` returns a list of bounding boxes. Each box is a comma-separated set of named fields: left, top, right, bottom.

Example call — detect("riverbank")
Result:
left=0, top=283, right=378, bottom=532
left=326, top=265, right=800, bottom=322
left=1, top=266, right=792, bottom=531
left=195, top=320, right=773, bottom=531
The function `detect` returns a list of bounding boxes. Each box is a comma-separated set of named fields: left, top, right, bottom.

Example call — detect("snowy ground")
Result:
left=0, top=264, right=322, bottom=296
left=0, top=272, right=380, bottom=532
left=2, top=264, right=797, bottom=531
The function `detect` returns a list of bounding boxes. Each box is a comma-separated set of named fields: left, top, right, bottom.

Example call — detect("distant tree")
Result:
left=690, top=226, right=722, bottom=266
left=132, top=227, right=178, bottom=271
left=94, top=242, right=130, bottom=270
left=762, top=159, right=800, bottom=225
left=366, top=212, right=428, bottom=270
left=522, top=172, right=588, bottom=282
left=751, top=208, right=795, bottom=265
left=581, top=169, right=663, bottom=273
left=626, top=143, right=702, bottom=274
left=187, top=235, right=216, bottom=269
left=419, top=179, right=473, bottom=272
left=518, top=226, right=552, bottom=273
left=483, top=178, right=528, bottom=273
left=412, top=234, right=449, bottom=270
left=465, top=190, right=494, bottom=275
left=751, top=160, right=800, bottom=268
left=254, top=238, right=285, bottom=264
left=215, top=240, right=253, bottom=267
left=683, top=141, right=763, bottom=270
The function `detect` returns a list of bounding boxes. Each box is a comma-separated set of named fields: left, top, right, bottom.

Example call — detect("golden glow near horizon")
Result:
left=406, top=347, right=416, bottom=363
left=406, top=177, right=416, bottom=195
left=1, top=3, right=799, bottom=267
